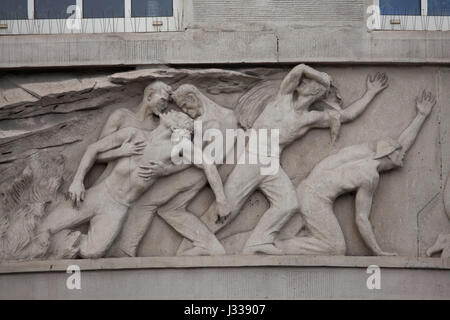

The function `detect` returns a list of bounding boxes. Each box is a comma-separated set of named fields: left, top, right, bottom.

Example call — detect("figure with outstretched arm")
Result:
left=275, top=91, right=436, bottom=256
left=39, top=111, right=229, bottom=258
left=176, top=64, right=389, bottom=255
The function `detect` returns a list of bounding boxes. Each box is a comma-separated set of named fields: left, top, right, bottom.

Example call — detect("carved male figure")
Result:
left=276, top=91, right=436, bottom=256
left=427, top=173, right=450, bottom=258
left=41, top=110, right=229, bottom=258
left=183, top=65, right=389, bottom=255
left=91, top=81, right=172, bottom=183
left=109, top=84, right=239, bottom=257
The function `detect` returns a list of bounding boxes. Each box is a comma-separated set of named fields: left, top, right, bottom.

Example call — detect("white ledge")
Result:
left=0, top=255, right=449, bottom=274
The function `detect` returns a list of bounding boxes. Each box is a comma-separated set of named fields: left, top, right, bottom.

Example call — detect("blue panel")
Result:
left=83, top=0, right=124, bottom=18
left=35, top=0, right=76, bottom=19
left=428, top=0, right=450, bottom=15
left=380, top=0, right=421, bottom=15
left=0, top=0, right=28, bottom=20
left=131, top=0, right=173, bottom=17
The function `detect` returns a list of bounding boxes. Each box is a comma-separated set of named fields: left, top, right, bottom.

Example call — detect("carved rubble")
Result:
left=0, top=64, right=448, bottom=262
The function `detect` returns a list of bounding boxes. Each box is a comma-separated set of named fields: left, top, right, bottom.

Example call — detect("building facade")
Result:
left=0, top=0, right=449, bottom=299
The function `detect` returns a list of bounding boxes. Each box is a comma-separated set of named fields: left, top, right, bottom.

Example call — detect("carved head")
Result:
left=172, top=84, right=204, bottom=119
left=160, top=110, right=194, bottom=141
left=142, top=81, right=172, bottom=116
left=374, top=138, right=404, bottom=170
left=321, top=85, right=343, bottom=111
left=296, top=78, right=329, bottom=100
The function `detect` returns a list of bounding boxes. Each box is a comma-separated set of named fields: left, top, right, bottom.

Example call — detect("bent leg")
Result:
left=177, top=163, right=264, bottom=254
left=203, top=163, right=264, bottom=233
left=275, top=184, right=346, bottom=255
left=159, top=208, right=225, bottom=255
left=107, top=206, right=156, bottom=257
left=243, top=169, right=299, bottom=254
left=80, top=201, right=129, bottom=259
left=109, top=167, right=205, bottom=257
left=42, top=201, right=94, bottom=235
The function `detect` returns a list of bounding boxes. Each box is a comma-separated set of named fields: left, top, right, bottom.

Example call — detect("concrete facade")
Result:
left=1, top=1, right=450, bottom=68
left=0, top=256, right=449, bottom=299
left=1, top=0, right=450, bottom=299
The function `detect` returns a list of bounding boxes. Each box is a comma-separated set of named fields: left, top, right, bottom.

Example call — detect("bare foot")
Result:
left=242, top=244, right=283, bottom=255
left=427, top=234, right=450, bottom=257
left=179, top=245, right=225, bottom=256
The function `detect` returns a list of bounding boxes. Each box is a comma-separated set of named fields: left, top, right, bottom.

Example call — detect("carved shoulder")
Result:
left=100, top=108, right=134, bottom=138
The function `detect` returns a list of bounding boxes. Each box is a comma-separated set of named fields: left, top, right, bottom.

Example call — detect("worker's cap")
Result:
left=373, top=137, right=402, bottom=160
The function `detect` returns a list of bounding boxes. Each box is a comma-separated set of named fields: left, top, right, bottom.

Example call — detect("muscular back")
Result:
left=252, top=94, right=333, bottom=150
left=305, top=143, right=380, bottom=200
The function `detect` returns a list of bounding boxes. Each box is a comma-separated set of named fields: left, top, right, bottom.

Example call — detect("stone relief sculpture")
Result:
left=177, top=66, right=389, bottom=255
left=276, top=91, right=436, bottom=256
left=39, top=106, right=232, bottom=259
left=427, top=173, right=450, bottom=258
left=0, top=64, right=447, bottom=262
left=108, top=84, right=239, bottom=257
left=0, top=153, right=66, bottom=261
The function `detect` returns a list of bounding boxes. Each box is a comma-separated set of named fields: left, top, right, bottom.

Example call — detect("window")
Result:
left=380, top=0, right=421, bottom=15
left=35, top=0, right=76, bottom=19
left=0, top=0, right=28, bottom=20
left=0, top=0, right=183, bottom=34
left=83, top=0, right=125, bottom=19
left=132, top=0, right=173, bottom=17
left=428, top=0, right=450, bottom=15
left=374, top=0, right=450, bottom=30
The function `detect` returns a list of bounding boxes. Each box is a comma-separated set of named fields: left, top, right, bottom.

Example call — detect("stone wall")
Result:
left=1, top=65, right=449, bottom=260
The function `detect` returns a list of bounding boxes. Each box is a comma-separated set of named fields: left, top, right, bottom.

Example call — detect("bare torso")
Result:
left=304, top=144, right=381, bottom=201
left=198, top=102, right=238, bottom=161
left=252, top=94, right=321, bottom=152
left=102, top=128, right=175, bottom=205
left=95, top=108, right=159, bottom=184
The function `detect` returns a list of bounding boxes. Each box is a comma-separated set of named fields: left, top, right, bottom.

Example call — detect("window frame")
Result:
left=0, top=0, right=184, bottom=35
left=374, top=0, right=450, bottom=30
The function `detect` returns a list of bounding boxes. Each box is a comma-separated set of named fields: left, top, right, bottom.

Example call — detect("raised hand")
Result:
left=367, top=72, right=389, bottom=94
left=216, top=200, right=232, bottom=224
left=118, top=137, right=146, bottom=157
left=376, top=251, right=398, bottom=257
left=138, top=160, right=168, bottom=180
left=416, top=90, right=436, bottom=117
left=67, top=180, right=85, bottom=208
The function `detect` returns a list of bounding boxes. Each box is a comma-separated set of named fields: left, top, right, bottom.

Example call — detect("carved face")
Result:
left=171, top=128, right=192, bottom=144
left=296, top=78, right=328, bottom=100
left=387, top=149, right=404, bottom=169
left=142, top=82, right=171, bottom=116
left=378, top=149, right=404, bottom=172
left=160, top=111, right=194, bottom=136
left=172, top=87, right=203, bottom=119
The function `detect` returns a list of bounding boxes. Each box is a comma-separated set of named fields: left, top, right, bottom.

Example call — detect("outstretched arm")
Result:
left=308, top=73, right=389, bottom=133
left=179, top=138, right=230, bottom=220
left=94, top=109, right=147, bottom=162
left=97, top=139, right=145, bottom=163
left=279, top=64, right=331, bottom=96
left=398, top=90, right=436, bottom=153
left=340, top=73, right=388, bottom=123
left=68, top=128, right=137, bottom=207
left=138, top=161, right=191, bottom=180
left=355, top=178, right=397, bottom=256
left=98, top=109, right=125, bottom=139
